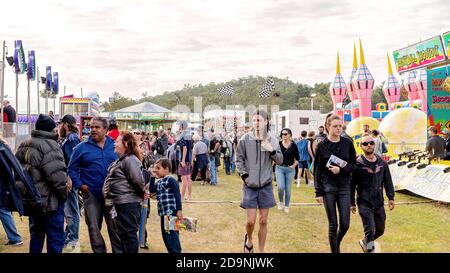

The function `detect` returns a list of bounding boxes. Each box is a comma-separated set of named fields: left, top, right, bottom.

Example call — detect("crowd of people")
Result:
left=1, top=107, right=448, bottom=254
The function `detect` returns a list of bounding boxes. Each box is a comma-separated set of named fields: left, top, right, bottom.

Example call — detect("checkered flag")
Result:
left=217, top=84, right=235, bottom=96
left=259, top=76, right=275, bottom=98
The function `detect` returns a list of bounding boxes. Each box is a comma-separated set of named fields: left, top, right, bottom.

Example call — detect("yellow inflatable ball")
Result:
left=346, top=117, right=380, bottom=138
left=379, top=108, right=427, bottom=156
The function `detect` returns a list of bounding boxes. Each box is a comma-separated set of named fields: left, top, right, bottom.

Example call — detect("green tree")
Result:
left=371, top=84, right=387, bottom=109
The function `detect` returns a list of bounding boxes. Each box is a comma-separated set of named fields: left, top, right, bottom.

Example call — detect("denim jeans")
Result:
left=322, top=184, right=351, bottom=253
left=231, top=161, right=236, bottom=174
left=29, top=202, right=65, bottom=253
left=275, top=166, right=295, bottom=207
left=0, top=207, right=22, bottom=243
left=64, top=189, right=80, bottom=246
left=139, top=199, right=150, bottom=247
left=82, top=191, right=122, bottom=253
left=111, top=202, right=141, bottom=253
left=224, top=157, right=231, bottom=175
left=160, top=216, right=182, bottom=253
left=209, top=155, right=217, bottom=184
left=358, top=204, right=386, bottom=252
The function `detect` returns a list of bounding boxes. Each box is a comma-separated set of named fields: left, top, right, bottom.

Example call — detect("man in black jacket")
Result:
left=16, top=114, right=68, bottom=253
left=351, top=135, right=395, bottom=253
left=443, top=129, right=450, bottom=160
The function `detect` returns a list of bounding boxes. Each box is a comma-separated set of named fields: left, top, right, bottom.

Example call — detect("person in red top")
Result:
left=107, top=119, right=120, bottom=141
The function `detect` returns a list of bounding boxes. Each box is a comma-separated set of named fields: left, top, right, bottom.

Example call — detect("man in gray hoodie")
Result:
left=236, top=109, right=283, bottom=253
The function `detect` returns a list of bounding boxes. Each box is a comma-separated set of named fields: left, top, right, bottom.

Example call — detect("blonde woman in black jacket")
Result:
left=314, top=114, right=356, bottom=253
left=103, top=131, right=145, bottom=253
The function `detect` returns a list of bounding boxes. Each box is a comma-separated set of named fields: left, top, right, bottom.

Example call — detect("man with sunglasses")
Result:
left=351, top=135, right=395, bottom=253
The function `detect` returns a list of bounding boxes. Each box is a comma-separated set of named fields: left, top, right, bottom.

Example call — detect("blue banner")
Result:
left=53, top=72, right=59, bottom=94
left=46, top=66, right=52, bottom=91
left=14, top=40, right=26, bottom=74
left=27, top=51, right=36, bottom=81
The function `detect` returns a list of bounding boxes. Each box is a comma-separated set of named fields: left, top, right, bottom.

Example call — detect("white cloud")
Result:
left=0, top=0, right=448, bottom=114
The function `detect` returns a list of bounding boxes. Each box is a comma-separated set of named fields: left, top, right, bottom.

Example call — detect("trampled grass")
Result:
left=1, top=166, right=449, bottom=253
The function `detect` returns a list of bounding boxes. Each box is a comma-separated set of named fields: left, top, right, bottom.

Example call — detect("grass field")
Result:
left=1, top=167, right=449, bottom=253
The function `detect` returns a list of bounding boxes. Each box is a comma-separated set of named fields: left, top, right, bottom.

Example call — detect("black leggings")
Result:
left=323, top=184, right=351, bottom=253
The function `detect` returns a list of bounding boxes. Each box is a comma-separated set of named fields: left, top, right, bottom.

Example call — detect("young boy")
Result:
left=147, top=158, right=183, bottom=253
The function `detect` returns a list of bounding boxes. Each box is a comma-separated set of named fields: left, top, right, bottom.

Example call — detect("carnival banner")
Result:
left=393, top=36, right=446, bottom=73
left=53, top=72, right=59, bottom=94
left=442, top=31, right=450, bottom=57
left=27, top=51, right=36, bottom=81
left=13, top=40, right=26, bottom=74
left=46, top=66, right=52, bottom=91
left=390, top=163, right=450, bottom=202
left=427, top=66, right=450, bottom=133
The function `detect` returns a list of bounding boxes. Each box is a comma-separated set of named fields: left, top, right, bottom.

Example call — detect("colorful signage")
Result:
left=427, top=66, right=450, bottom=135
left=27, top=51, right=36, bottom=80
left=53, top=72, right=59, bottom=94
left=46, top=66, right=52, bottom=91
left=393, top=36, right=446, bottom=73
left=442, top=31, right=450, bottom=57
left=13, top=40, right=26, bottom=74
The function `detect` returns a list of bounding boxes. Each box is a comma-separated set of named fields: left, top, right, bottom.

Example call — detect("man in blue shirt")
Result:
left=58, top=115, right=81, bottom=251
left=67, top=117, right=121, bottom=253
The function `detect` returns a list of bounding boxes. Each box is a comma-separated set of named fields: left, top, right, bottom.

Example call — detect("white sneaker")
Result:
left=284, top=207, right=289, bottom=213
left=358, top=239, right=367, bottom=253
left=296, top=179, right=301, bottom=188
left=64, top=242, right=81, bottom=253
left=277, top=202, right=283, bottom=210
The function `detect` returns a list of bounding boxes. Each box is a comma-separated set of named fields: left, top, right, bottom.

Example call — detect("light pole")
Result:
left=310, top=93, right=317, bottom=112
left=0, top=41, right=5, bottom=133
left=310, top=93, right=317, bottom=132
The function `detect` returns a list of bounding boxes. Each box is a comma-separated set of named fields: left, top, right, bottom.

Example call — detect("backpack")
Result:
left=0, top=142, right=42, bottom=216
left=16, top=166, right=44, bottom=216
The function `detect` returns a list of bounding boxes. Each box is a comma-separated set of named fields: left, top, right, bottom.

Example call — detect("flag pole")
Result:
left=0, top=40, right=5, bottom=133
left=15, top=71, right=19, bottom=150
left=27, top=75, right=31, bottom=132
left=37, top=67, right=40, bottom=115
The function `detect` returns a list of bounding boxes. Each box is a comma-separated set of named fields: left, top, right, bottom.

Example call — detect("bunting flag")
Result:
left=14, top=40, right=27, bottom=74
left=217, top=84, right=234, bottom=96
left=46, top=66, right=52, bottom=92
left=27, top=51, right=36, bottom=81
left=259, top=76, right=275, bottom=98
left=53, top=72, right=59, bottom=94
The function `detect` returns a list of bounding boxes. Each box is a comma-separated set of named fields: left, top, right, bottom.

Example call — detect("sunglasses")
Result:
left=281, top=133, right=289, bottom=136
left=361, top=141, right=375, bottom=146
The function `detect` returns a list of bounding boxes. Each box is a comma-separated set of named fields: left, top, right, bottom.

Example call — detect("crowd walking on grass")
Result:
left=5, top=106, right=445, bottom=253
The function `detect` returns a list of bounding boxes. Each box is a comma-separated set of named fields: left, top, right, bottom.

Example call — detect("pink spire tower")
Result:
left=382, top=53, right=401, bottom=110
left=330, top=52, right=347, bottom=119
left=346, top=43, right=359, bottom=119
left=415, top=69, right=428, bottom=112
left=403, top=70, right=420, bottom=103
left=352, top=39, right=374, bottom=117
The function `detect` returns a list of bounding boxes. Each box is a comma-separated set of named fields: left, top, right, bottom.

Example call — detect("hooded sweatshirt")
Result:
left=351, top=154, right=395, bottom=208
left=236, top=131, right=283, bottom=188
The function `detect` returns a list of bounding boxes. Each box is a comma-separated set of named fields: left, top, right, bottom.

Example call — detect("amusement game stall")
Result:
left=59, top=92, right=100, bottom=140
left=329, top=34, right=450, bottom=203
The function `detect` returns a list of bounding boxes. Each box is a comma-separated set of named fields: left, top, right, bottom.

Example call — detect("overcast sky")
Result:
left=1, top=0, right=449, bottom=114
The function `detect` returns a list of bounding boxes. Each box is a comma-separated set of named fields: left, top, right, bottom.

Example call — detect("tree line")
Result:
left=101, top=75, right=405, bottom=113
